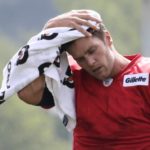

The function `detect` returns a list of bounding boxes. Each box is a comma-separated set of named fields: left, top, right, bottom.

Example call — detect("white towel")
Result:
left=0, top=10, right=101, bottom=131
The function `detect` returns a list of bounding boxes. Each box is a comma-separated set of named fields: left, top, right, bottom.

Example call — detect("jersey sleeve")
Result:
left=37, top=84, right=55, bottom=109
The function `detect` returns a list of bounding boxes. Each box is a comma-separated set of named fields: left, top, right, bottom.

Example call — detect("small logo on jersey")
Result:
left=103, top=78, right=113, bottom=87
left=123, top=73, right=149, bottom=87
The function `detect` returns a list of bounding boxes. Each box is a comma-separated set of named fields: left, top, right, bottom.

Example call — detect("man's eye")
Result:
left=76, top=57, right=84, bottom=63
left=88, top=48, right=96, bottom=54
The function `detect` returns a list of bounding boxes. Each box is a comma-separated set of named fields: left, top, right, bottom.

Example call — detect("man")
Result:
left=8, top=10, right=150, bottom=149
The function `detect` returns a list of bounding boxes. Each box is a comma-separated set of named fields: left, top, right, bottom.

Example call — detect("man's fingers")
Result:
left=70, top=10, right=102, bottom=22
left=73, top=17, right=100, bottom=30
left=72, top=13, right=101, bottom=23
left=71, top=22, right=92, bottom=37
left=68, top=16, right=100, bottom=33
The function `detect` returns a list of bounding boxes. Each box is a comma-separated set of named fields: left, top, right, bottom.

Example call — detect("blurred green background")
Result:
left=0, top=0, right=142, bottom=149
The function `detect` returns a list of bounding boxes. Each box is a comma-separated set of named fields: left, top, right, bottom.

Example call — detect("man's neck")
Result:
left=113, top=52, right=131, bottom=76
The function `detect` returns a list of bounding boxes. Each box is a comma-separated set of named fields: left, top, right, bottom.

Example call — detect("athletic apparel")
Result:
left=73, top=54, right=150, bottom=150
left=37, top=85, right=55, bottom=109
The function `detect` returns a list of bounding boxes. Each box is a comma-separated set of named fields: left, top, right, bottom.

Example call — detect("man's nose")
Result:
left=86, top=56, right=96, bottom=67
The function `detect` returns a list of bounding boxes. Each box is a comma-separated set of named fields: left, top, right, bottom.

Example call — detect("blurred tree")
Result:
left=0, top=36, right=17, bottom=65
left=0, top=0, right=58, bottom=41
left=0, top=96, right=71, bottom=150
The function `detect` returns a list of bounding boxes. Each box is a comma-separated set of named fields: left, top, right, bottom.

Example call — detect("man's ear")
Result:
left=104, top=31, right=113, bottom=47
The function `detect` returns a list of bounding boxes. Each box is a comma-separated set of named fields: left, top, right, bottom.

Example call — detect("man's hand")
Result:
left=43, top=10, right=101, bottom=37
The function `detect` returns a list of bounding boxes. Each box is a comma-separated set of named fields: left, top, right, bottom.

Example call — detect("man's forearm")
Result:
left=17, top=75, right=45, bottom=105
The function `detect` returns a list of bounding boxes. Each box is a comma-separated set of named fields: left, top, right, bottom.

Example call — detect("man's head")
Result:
left=61, top=23, right=117, bottom=80
left=61, top=23, right=107, bottom=50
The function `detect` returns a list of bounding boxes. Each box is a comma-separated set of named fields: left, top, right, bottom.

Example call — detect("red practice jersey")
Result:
left=73, top=54, right=150, bottom=150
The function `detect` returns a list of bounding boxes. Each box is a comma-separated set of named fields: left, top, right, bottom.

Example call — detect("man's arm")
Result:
left=18, top=9, right=101, bottom=105
left=17, top=75, right=45, bottom=105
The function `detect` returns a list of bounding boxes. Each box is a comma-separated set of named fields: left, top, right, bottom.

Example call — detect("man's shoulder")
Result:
left=137, top=55, right=150, bottom=72
left=140, top=56, right=150, bottom=62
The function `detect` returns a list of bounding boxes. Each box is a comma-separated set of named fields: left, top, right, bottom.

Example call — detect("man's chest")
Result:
left=75, top=76, right=150, bottom=138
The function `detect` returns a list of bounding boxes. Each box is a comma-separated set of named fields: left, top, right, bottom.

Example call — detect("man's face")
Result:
left=68, top=36, right=115, bottom=80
